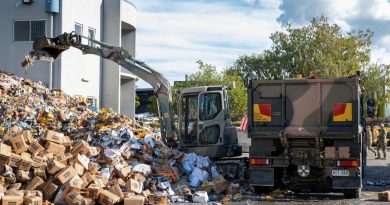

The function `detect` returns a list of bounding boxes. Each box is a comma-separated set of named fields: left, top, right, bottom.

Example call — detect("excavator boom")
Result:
left=22, top=32, right=177, bottom=147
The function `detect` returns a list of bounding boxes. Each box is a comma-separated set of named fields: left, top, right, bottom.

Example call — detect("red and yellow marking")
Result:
left=253, top=104, right=272, bottom=122
left=333, top=103, right=352, bottom=122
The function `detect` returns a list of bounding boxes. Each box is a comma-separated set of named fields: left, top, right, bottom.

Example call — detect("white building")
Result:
left=0, top=0, right=137, bottom=117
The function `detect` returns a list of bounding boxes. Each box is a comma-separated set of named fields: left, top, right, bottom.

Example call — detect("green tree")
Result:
left=147, top=95, right=159, bottom=116
left=227, top=16, right=373, bottom=80
left=173, top=60, right=247, bottom=121
left=135, top=96, right=141, bottom=107
left=361, top=63, right=390, bottom=117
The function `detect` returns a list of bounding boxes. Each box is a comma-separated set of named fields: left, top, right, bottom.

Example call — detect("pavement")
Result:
left=232, top=131, right=390, bottom=204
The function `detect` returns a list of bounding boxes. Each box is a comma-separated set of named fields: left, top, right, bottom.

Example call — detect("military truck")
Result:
left=247, top=77, right=365, bottom=198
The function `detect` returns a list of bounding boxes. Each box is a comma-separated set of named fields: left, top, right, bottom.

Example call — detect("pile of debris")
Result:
left=0, top=72, right=232, bottom=204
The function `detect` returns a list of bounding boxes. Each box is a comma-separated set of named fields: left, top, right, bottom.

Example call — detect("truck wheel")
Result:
left=343, top=189, right=361, bottom=199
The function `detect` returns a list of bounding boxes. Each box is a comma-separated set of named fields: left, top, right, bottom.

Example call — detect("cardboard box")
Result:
left=25, top=176, right=44, bottom=190
left=93, top=177, right=108, bottom=188
left=3, top=126, right=23, bottom=142
left=43, top=182, right=59, bottom=200
left=149, top=193, right=168, bottom=205
left=55, top=165, right=77, bottom=184
left=97, top=190, right=120, bottom=205
left=64, top=191, right=85, bottom=205
left=68, top=175, right=84, bottom=189
left=324, top=146, right=336, bottom=159
left=125, top=179, right=143, bottom=194
left=109, top=183, right=124, bottom=200
left=119, top=166, right=132, bottom=178
left=1, top=195, right=23, bottom=205
left=23, top=196, right=42, bottom=205
left=124, top=196, right=145, bottom=205
left=87, top=183, right=101, bottom=199
left=46, top=142, right=66, bottom=156
left=81, top=172, right=94, bottom=186
left=22, top=130, right=34, bottom=144
left=83, top=198, right=95, bottom=205
left=44, top=130, right=64, bottom=144
left=47, top=160, right=66, bottom=175
left=54, top=153, right=72, bottom=165
left=212, top=175, right=228, bottom=194
left=130, top=173, right=146, bottom=183
left=62, top=136, right=72, bottom=147
left=33, top=168, right=46, bottom=178
left=27, top=140, right=44, bottom=156
left=31, top=155, right=43, bottom=168
left=142, top=190, right=153, bottom=201
left=9, top=153, right=21, bottom=167
left=19, top=153, right=32, bottom=171
left=117, top=178, right=126, bottom=187
left=73, top=154, right=89, bottom=170
left=11, top=135, right=28, bottom=154
left=24, top=190, right=43, bottom=197
left=378, top=191, right=390, bottom=201
left=71, top=139, right=90, bottom=155
left=16, top=170, right=30, bottom=182
left=88, top=163, right=99, bottom=175
left=0, top=143, right=12, bottom=164
left=73, top=162, right=85, bottom=176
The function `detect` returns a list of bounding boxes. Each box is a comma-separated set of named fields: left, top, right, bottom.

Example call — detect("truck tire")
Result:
left=343, top=189, right=361, bottom=199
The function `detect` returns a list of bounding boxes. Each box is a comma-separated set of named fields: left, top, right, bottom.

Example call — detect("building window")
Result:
left=14, top=20, right=46, bottom=42
left=75, top=23, right=83, bottom=35
left=88, top=28, right=96, bottom=47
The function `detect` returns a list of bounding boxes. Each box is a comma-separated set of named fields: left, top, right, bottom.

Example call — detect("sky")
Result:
left=131, top=0, right=390, bottom=88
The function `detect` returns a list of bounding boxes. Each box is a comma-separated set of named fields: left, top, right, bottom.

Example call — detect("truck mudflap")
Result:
left=332, top=176, right=362, bottom=189
left=249, top=168, right=274, bottom=186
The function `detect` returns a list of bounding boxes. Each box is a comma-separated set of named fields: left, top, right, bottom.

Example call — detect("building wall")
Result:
left=102, top=0, right=137, bottom=117
left=0, top=1, right=52, bottom=85
left=0, top=0, right=137, bottom=118
left=59, top=0, right=102, bottom=104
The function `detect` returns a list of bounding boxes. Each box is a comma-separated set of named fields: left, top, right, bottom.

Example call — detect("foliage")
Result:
left=173, top=60, right=247, bottom=121
left=361, top=63, right=390, bottom=117
left=227, top=16, right=373, bottom=80
left=147, top=95, right=159, bottom=115
left=225, top=15, right=390, bottom=117
left=135, top=96, right=140, bottom=107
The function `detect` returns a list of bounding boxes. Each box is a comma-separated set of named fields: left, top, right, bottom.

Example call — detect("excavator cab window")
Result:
left=198, top=92, right=223, bottom=145
left=181, top=94, right=198, bottom=144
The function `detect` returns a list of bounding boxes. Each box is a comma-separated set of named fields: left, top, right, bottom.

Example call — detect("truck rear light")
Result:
left=337, top=160, right=360, bottom=167
left=250, top=158, right=270, bottom=165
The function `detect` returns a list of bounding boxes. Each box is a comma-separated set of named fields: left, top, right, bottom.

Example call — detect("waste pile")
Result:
left=0, top=72, right=232, bottom=204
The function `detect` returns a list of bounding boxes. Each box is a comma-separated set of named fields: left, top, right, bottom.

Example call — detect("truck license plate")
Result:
left=332, top=170, right=349, bottom=176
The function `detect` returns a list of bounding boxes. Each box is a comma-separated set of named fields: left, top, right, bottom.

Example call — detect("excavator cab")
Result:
left=178, top=86, right=242, bottom=158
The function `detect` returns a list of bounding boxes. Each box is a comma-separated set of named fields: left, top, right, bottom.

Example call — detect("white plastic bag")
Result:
left=193, top=191, right=209, bottom=203
left=188, top=167, right=209, bottom=187
left=144, top=134, right=155, bottom=148
left=182, top=153, right=197, bottom=174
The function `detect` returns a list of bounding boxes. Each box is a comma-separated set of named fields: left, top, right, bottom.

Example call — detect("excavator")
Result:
left=22, top=32, right=244, bottom=178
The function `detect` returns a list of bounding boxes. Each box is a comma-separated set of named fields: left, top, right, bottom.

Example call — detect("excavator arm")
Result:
left=22, top=32, right=177, bottom=147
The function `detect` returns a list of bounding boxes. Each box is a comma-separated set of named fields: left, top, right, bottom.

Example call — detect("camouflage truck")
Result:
left=247, top=77, right=365, bottom=198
